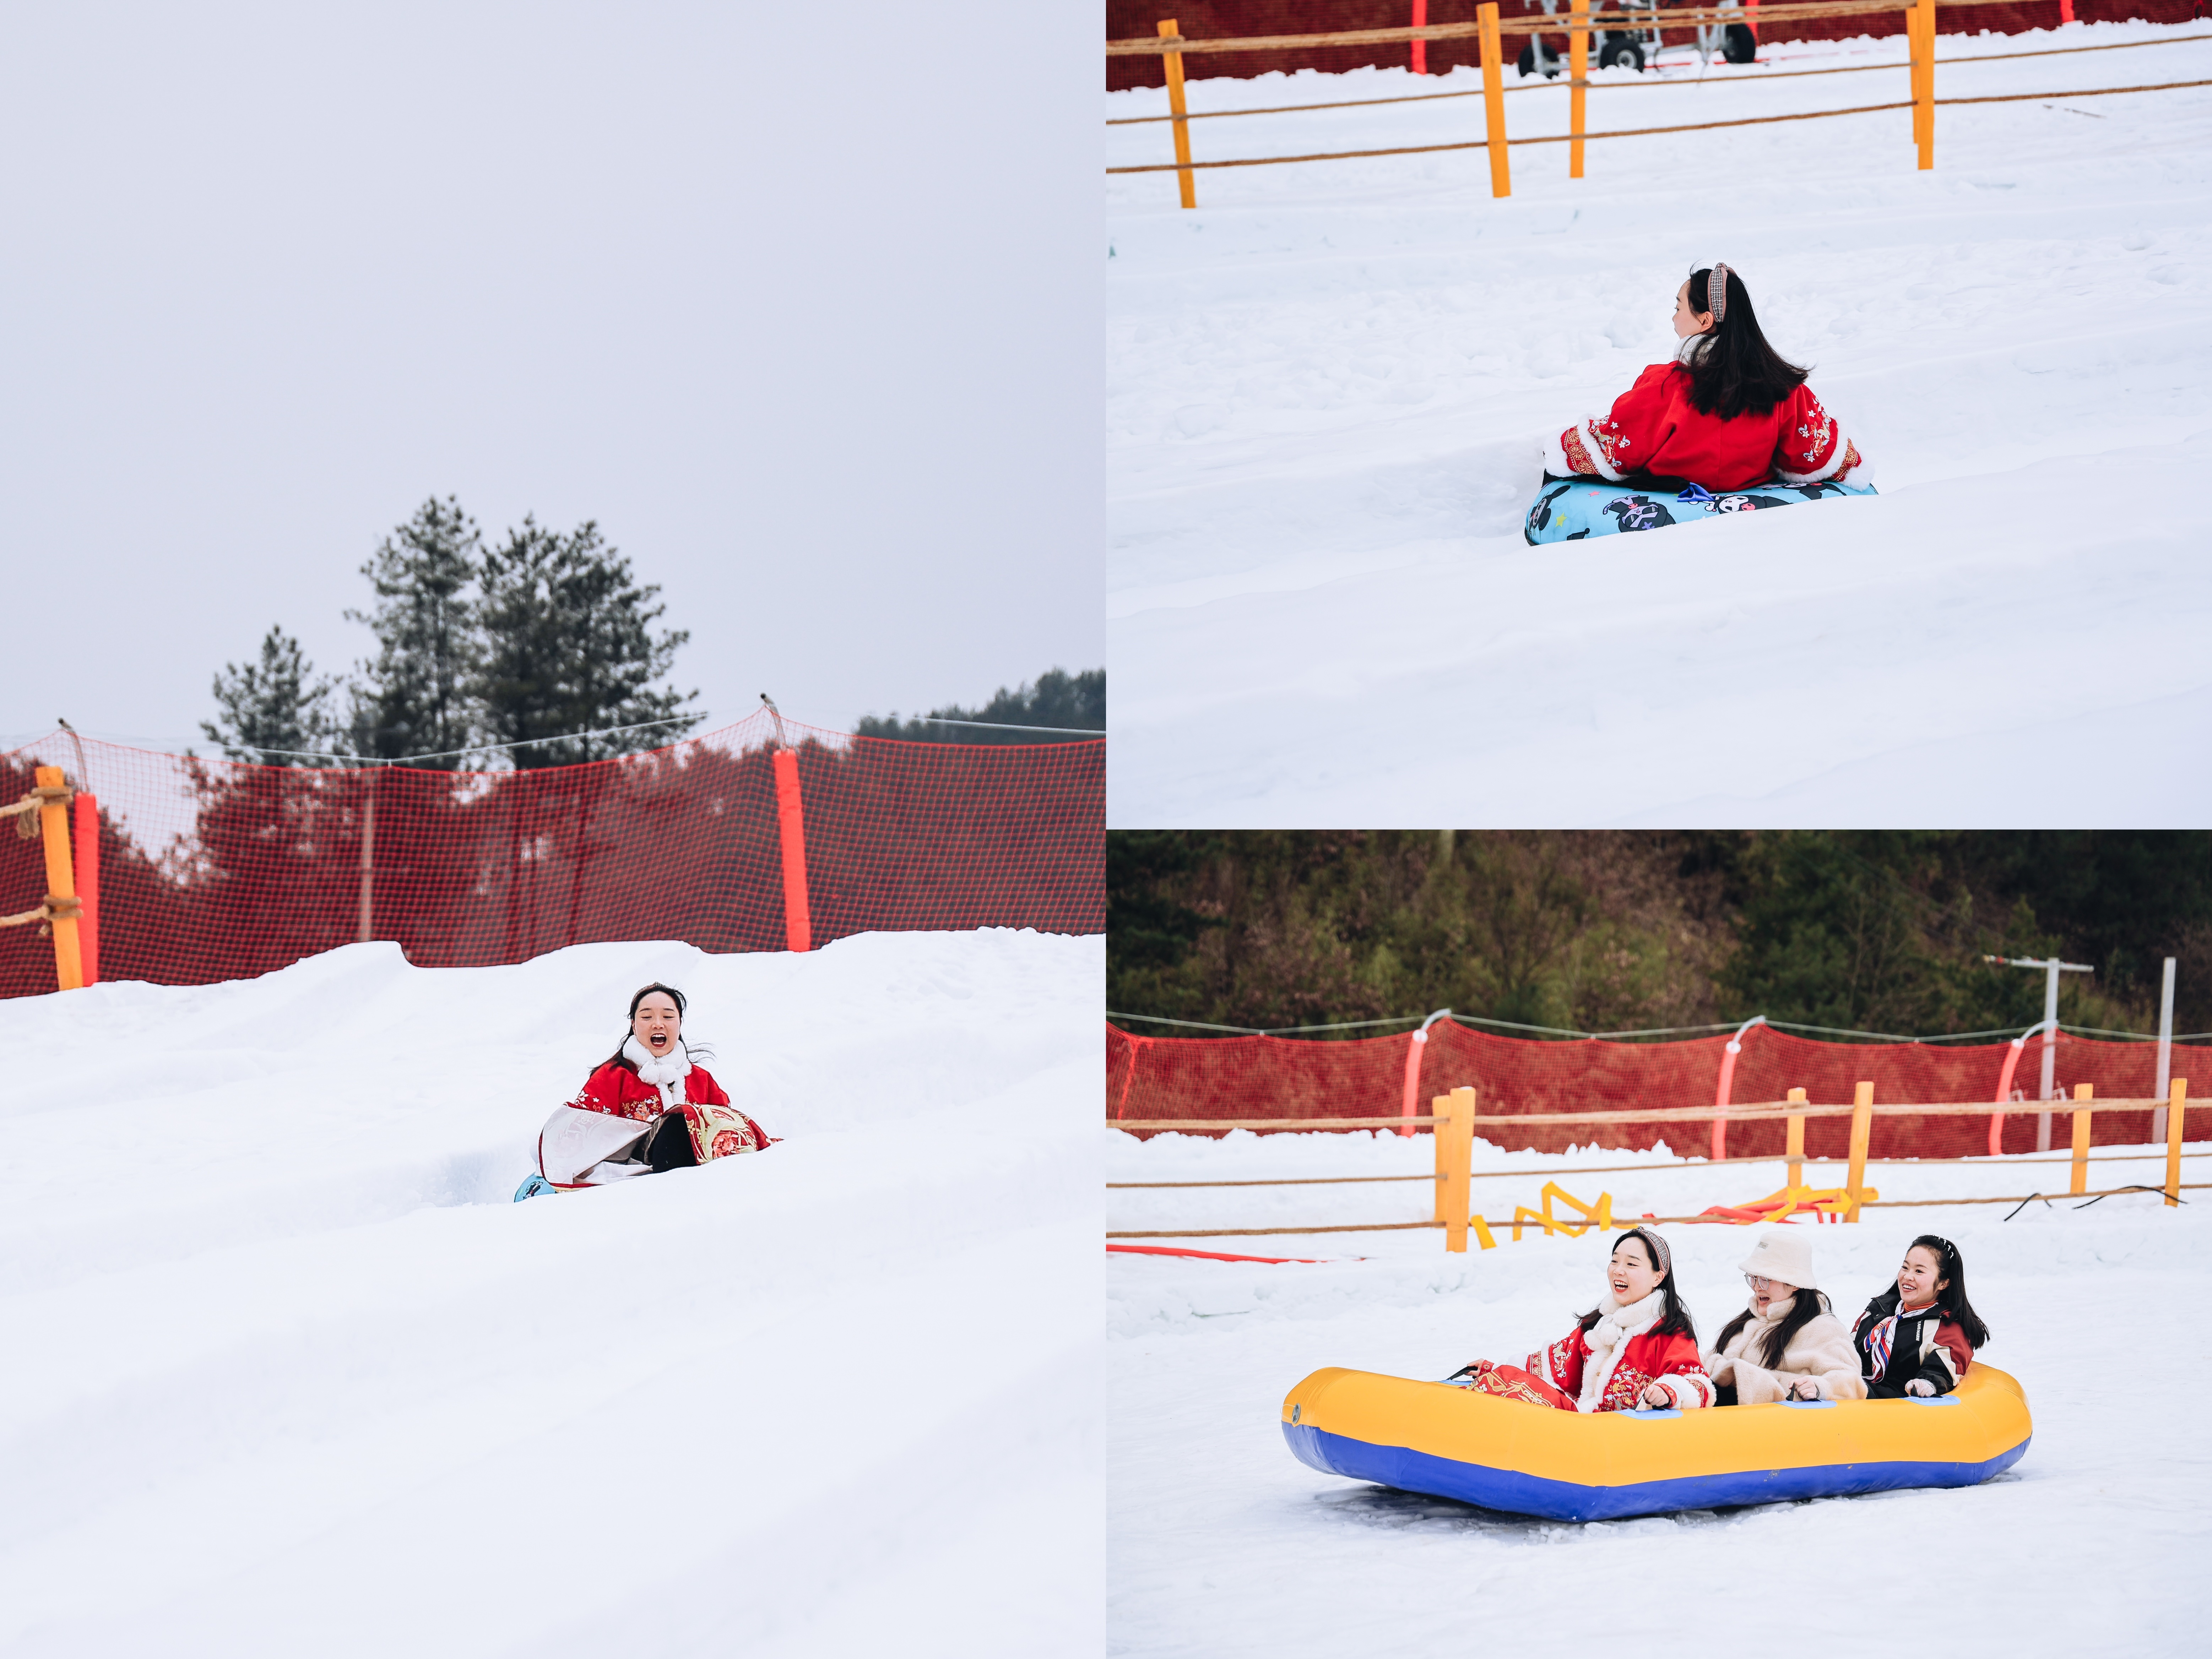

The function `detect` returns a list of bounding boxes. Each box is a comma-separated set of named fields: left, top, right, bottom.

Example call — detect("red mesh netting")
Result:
left=1105, top=1, right=2202, bottom=91
left=1108, top=1021, right=2210, bottom=1157
left=0, top=713, right=1102, bottom=997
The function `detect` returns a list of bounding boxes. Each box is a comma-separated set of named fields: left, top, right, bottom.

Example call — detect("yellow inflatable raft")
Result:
left=1281, top=1364, right=2030, bottom=1522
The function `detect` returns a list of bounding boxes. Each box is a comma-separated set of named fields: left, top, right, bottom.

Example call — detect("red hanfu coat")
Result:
left=572, top=1060, right=770, bottom=1160
left=1548, top=362, right=1864, bottom=493
left=1528, top=1323, right=1718, bottom=1413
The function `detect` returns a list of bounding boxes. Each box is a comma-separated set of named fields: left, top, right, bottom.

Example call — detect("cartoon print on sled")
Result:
left=1526, top=474, right=1875, bottom=545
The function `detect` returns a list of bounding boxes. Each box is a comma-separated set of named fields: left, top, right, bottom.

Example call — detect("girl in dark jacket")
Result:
left=1852, top=1235, right=1990, bottom=1398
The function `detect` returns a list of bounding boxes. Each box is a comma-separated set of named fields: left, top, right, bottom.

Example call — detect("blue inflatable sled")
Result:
left=1525, top=473, right=1876, bottom=544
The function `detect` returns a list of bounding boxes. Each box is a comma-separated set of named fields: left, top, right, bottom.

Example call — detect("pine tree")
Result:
left=856, top=667, right=1105, bottom=744
left=201, top=626, right=341, bottom=766
left=475, top=517, right=701, bottom=768
left=345, top=496, right=482, bottom=768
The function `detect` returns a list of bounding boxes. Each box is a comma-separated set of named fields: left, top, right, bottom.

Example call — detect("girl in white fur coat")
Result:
left=1703, top=1230, right=1865, bottom=1405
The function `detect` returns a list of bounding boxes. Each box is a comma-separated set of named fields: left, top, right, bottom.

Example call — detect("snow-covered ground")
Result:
left=1108, top=1128, right=2212, bottom=1655
left=0, top=930, right=1102, bottom=1657
left=1107, top=21, right=2212, bottom=825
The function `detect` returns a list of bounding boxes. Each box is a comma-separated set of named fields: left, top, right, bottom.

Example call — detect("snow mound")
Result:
left=0, top=930, right=1102, bottom=1657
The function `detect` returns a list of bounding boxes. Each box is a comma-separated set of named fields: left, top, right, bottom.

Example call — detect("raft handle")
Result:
left=1783, top=1399, right=1838, bottom=1410
left=1623, top=1408, right=1682, bottom=1420
left=1905, top=1394, right=1962, bottom=1407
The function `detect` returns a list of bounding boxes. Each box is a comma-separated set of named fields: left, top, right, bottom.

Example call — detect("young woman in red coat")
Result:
left=531, top=982, right=771, bottom=1191
left=1545, top=263, right=1866, bottom=495
left=1449, top=1227, right=1717, bottom=1412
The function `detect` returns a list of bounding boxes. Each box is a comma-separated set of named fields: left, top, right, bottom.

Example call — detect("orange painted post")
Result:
left=33, top=766, right=83, bottom=990
left=1913, top=0, right=1935, bottom=170
left=2167, top=1077, right=2187, bottom=1206
left=2069, top=1083, right=2092, bottom=1196
left=771, top=748, right=813, bottom=952
left=71, top=790, right=100, bottom=986
left=1411, top=0, right=1428, bottom=74
left=1441, top=1086, right=1475, bottom=1252
left=1478, top=3, right=1512, bottom=198
left=1569, top=0, right=1589, bottom=180
left=1160, top=20, right=1197, bottom=210
left=1785, top=1088, right=1806, bottom=1193
left=1845, top=1081, right=1873, bottom=1220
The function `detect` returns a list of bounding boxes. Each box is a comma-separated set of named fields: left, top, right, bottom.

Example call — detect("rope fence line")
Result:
left=1105, top=1187, right=2212, bottom=1239
left=1107, top=1149, right=2212, bottom=1189
left=1107, top=78, right=2212, bottom=173
left=1115, top=1097, right=2206, bottom=1131
left=1111, top=1082, right=2200, bottom=1249
left=1105, top=30, right=2212, bottom=123
left=1111, top=4, right=2212, bottom=200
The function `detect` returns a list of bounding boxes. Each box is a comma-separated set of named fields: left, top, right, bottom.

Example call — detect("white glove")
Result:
left=1905, top=1378, right=1935, bottom=1398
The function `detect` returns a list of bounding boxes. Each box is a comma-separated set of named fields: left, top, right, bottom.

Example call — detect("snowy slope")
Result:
left=1106, top=21, right=2212, bottom=825
left=0, top=931, right=1102, bottom=1658
left=1107, top=1130, right=2212, bottom=1655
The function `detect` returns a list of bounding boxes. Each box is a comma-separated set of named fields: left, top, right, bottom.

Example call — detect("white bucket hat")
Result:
left=1737, top=1228, right=1817, bottom=1291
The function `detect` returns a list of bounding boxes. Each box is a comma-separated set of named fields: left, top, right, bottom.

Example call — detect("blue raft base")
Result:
left=1282, top=1422, right=2029, bottom=1522
left=1525, top=472, right=1877, bottom=545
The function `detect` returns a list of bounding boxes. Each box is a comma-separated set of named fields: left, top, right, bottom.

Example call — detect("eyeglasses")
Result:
left=1744, top=1274, right=1783, bottom=1292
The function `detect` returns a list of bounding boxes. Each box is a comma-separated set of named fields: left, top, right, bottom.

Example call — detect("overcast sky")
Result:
left=0, top=2, right=1098, bottom=754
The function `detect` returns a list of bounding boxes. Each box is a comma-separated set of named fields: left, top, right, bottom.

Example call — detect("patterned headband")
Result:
left=1621, top=1225, right=1671, bottom=1278
left=1707, top=262, right=1730, bottom=325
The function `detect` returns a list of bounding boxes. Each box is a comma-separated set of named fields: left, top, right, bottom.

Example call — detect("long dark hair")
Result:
left=1714, top=1286, right=1833, bottom=1370
left=1678, top=267, right=1809, bottom=421
left=603, top=981, right=712, bottom=1073
left=1577, top=1227, right=1697, bottom=1344
left=1903, top=1234, right=1991, bottom=1349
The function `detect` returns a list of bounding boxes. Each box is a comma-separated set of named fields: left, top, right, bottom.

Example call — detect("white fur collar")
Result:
left=1577, top=1289, right=1666, bottom=1413
left=624, top=1035, right=692, bottom=1108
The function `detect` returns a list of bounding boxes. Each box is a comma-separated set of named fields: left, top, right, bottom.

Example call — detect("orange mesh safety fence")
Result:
left=1107, top=1020, right=2211, bottom=1157
left=0, top=712, right=1102, bottom=997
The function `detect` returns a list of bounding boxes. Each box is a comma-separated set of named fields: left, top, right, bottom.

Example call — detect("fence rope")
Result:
left=1107, top=1149, right=2212, bottom=1188
left=1106, top=77, right=2212, bottom=173
left=1106, top=1184, right=2212, bottom=1237
left=1106, top=31, right=2212, bottom=123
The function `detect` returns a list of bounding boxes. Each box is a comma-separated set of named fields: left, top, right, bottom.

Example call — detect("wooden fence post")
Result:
left=357, top=773, right=376, bottom=944
left=2168, top=1077, right=2187, bottom=1207
left=2069, top=1082, right=2092, bottom=1196
left=33, top=766, right=83, bottom=991
left=1441, top=1085, right=1475, bottom=1251
left=1785, top=1087, right=1806, bottom=1193
left=1845, top=1081, right=1873, bottom=1220
left=1569, top=0, right=1589, bottom=179
left=1160, top=20, right=1197, bottom=210
left=1478, top=2, right=1512, bottom=198
left=1432, top=1089, right=1449, bottom=1223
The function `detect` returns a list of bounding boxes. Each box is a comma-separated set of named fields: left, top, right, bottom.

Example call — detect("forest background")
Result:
left=1108, top=832, right=2212, bottom=1042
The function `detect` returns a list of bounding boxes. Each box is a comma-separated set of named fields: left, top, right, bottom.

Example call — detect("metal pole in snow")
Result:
left=2039, top=958, right=2060, bottom=1152
left=1985, top=954, right=2093, bottom=1152
left=2154, top=956, right=2176, bottom=1145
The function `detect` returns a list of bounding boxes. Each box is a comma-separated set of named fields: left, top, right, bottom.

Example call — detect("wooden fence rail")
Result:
left=1108, top=1079, right=2197, bottom=1250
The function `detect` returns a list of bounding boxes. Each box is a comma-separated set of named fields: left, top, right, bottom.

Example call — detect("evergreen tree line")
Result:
left=1108, top=831, right=2212, bottom=1042
left=203, top=498, right=700, bottom=771
left=853, top=668, right=1105, bottom=746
